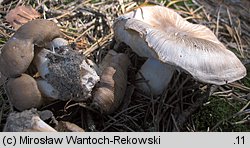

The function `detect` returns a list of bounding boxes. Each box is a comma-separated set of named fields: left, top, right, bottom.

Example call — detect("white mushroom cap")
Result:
left=114, top=6, right=246, bottom=85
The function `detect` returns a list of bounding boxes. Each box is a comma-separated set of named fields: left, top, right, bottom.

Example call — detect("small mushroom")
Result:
left=92, top=50, right=130, bottom=114
left=3, top=108, right=56, bottom=132
left=5, top=74, right=44, bottom=111
left=0, top=19, right=62, bottom=78
left=113, top=6, right=246, bottom=95
left=34, top=39, right=99, bottom=101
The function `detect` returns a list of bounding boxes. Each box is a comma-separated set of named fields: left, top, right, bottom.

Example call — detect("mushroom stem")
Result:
left=93, top=50, right=130, bottom=114
left=33, top=48, right=51, bottom=79
left=29, top=116, right=57, bottom=132
left=3, top=109, right=57, bottom=132
left=136, top=58, right=174, bottom=96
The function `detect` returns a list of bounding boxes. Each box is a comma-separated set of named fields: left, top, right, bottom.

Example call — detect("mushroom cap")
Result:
left=13, top=19, right=62, bottom=47
left=5, top=74, right=43, bottom=111
left=113, top=6, right=246, bottom=85
left=0, top=19, right=62, bottom=78
left=0, top=39, right=34, bottom=77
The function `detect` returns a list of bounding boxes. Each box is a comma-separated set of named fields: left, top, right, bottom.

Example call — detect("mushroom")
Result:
left=34, top=38, right=100, bottom=101
left=113, top=6, right=246, bottom=96
left=3, top=108, right=56, bottom=132
left=92, top=50, right=130, bottom=114
left=0, top=19, right=62, bottom=78
left=5, top=74, right=44, bottom=111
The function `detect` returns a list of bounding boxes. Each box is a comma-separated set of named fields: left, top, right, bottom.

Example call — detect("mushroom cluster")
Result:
left=1, top=19, right=131, bottom=131
left=2, top=5, right=247, bottom=132
left=0, top=20, right=100, bottom=111
left=113, top=5, right=246, bottom=96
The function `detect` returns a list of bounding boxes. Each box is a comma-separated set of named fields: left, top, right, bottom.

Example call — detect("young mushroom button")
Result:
left=113, top=6, right=246, bottom=96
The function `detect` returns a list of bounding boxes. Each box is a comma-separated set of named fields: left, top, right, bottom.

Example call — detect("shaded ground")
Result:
left=0, top=0, right=250, bottom=132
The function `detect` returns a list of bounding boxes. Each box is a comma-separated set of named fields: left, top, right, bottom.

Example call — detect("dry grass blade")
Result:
left=215, top=6, right=221, bottom=37
left=84, top=33, right=113, bottom=56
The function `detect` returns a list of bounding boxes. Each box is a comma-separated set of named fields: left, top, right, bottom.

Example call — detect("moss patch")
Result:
left=192, top=97, right=250, bottom=132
